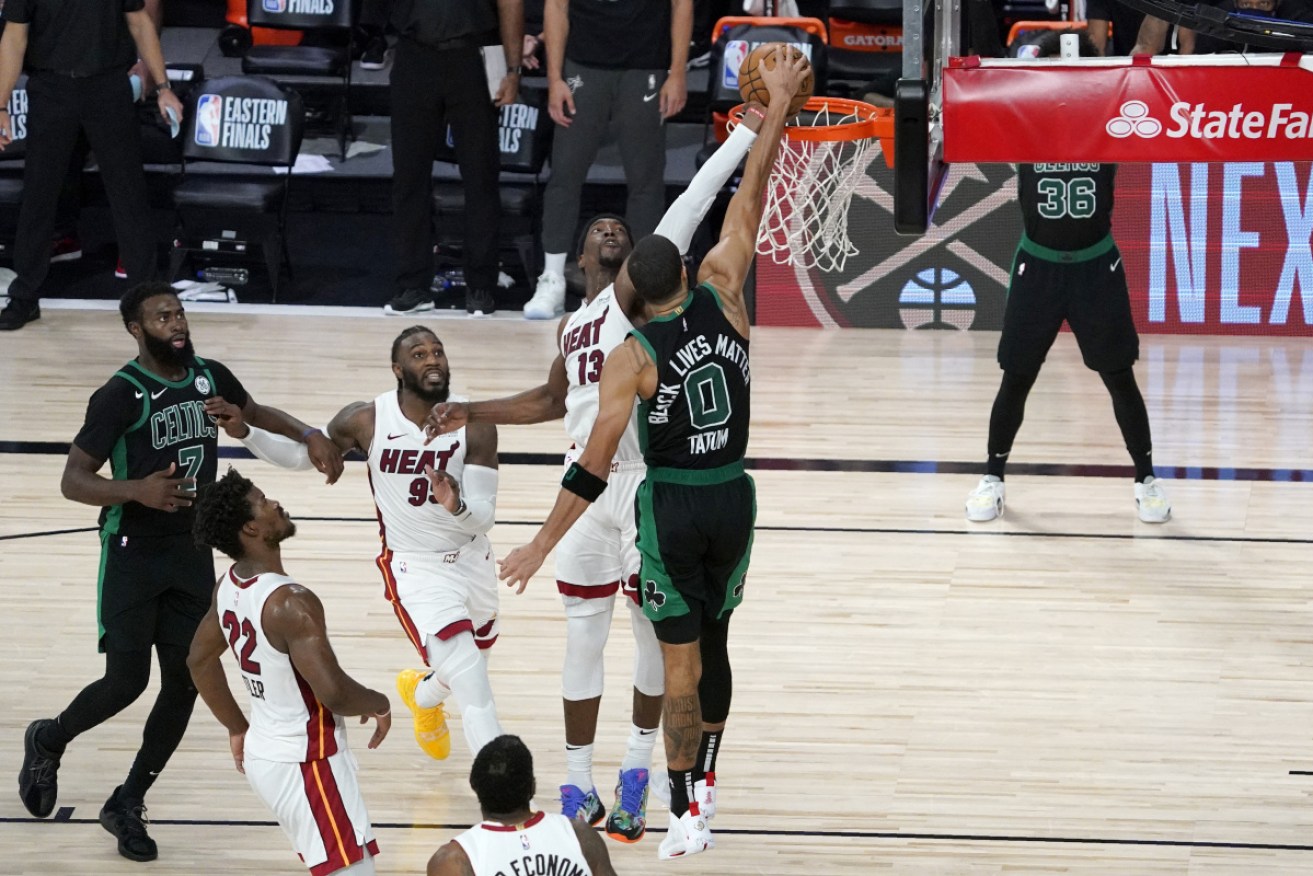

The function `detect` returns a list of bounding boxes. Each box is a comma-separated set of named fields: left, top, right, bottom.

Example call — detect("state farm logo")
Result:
left=1106, top=100, right=1162, bottom=139
left=1108, top=99, right=1313, bottom=141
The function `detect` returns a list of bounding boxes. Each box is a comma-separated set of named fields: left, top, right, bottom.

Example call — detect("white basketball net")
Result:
left=756, top=108, right=879, bottom=274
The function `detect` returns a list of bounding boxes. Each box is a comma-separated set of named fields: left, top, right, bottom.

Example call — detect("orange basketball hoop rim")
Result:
left=727, top=96, right=895, bottom=167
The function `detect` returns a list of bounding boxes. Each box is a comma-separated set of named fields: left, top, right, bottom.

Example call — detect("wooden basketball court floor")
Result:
left=2, top=304, right=1312, bottom=875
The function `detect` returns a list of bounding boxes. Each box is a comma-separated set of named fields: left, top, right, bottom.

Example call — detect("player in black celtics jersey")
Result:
left=17, top=283, right=341, bottom=862
left=966, top=32, right=1171, bottom=526
left=498, top=46, right=811, bottom=860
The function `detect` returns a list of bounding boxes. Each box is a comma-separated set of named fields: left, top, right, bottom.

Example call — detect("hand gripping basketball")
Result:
left=738, top=43, right=814, bottom=117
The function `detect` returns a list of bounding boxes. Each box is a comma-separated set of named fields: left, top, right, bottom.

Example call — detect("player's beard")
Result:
left=598, top=245, right=627, bottom=272
left=402, top=368, right=450, bottom=405
left=142, top=330, right=195, bottom=369
left=265, top=518, right=296, bottom=549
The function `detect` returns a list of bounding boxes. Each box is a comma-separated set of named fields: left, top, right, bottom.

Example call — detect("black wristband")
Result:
left=562, top=462, right=607, bottom=502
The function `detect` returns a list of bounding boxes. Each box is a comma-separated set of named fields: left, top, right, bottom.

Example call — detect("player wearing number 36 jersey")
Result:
left=965, top=31, right=1171, bottom=527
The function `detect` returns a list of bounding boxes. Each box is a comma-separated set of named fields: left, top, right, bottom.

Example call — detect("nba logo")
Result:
left=263, top=0, right=286, bottom=11
left=195, top=94, right=222, bottom=147
left=722, top=40, right=748, bottom=90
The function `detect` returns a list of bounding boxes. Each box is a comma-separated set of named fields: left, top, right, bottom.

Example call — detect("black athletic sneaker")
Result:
left=18, top=719, right=61, bottom=818
left=0, top=299, right=40, bottom=331
left=465, top=287, right=496, bottom=316
left=384, top=288, right=435, bottom=315
left=360, top=35, right=389, bottom=70
left=100, top=786, right=158, bottom=862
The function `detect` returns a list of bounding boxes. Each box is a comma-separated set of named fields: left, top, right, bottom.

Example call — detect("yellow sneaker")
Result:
left=396, top=669, right=451, bottom=760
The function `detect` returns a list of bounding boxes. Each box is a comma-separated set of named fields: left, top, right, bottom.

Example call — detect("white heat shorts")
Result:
left=245, top=748, right=377, bottom=876
left=555, top=455, right=645, bottom=618
left=376, top=534, right=500, bottom=661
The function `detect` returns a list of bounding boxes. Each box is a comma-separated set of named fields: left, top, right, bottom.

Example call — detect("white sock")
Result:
left=543, top=253, right=566, bottom=278
left=415, top=669, right=450, bottom=709
left=621, top=724, right=658, bottom=772
left=565, top=743, right=594, bottom=791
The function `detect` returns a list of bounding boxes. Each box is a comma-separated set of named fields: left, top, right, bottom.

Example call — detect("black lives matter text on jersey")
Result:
left=648, top=332, right=750, bottom=457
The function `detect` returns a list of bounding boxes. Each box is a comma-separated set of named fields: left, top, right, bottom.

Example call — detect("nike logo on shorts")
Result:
left=643, top=92, right=658, bottom=102
left=1110, top=257, right=1122, bottom=272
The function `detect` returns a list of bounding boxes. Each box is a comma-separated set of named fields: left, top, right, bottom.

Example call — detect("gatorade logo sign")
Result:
left=195, top=95, right=289, bottom=150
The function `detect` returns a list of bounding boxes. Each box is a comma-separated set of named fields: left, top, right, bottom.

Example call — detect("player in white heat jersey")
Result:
left=190, top=469, right=392, bottom=876
left=424, top=107, right=768, bottom=844
left=428, top=735, right=616, bottom=876
left=327, top=327, right=505, bottom=762
left=210, top=327, right=506, bottom=763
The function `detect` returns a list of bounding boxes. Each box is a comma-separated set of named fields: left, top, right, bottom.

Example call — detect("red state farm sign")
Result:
left=943, top=57, right=1313, bottom=163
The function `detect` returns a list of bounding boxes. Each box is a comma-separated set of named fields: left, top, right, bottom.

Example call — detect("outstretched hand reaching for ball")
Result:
left=760, top=45, right=811, bottom=111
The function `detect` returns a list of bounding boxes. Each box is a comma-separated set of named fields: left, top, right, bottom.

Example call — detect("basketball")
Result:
left=738, top=43, right=814, bottom=117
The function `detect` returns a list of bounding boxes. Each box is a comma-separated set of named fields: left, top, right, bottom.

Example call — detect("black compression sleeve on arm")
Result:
left=562, top=462, right=607, bottom=502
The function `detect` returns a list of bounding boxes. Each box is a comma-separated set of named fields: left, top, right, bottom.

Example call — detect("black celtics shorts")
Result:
left=998, top=234, right=1139, bottom=376
left=97, top=531, right=215, bottom=653
left=634, top=465, right=756, bottom=645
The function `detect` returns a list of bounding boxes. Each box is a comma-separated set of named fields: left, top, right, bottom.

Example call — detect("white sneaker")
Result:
left=648, top=768, right=716, bottom=820
left=523, top=271, right=566, bottom=319
left=657, top=809, right=714, bottom=861
left=965, top=475, right=1005, bottom=522
left=694, top=773, right=716, bottom=820
left=1135, top=476, right=1171, bottom=523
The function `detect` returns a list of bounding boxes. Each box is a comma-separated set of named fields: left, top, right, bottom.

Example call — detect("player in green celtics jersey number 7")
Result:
left=498, top=45, right=810, bottom=861
left=17, top=283, right=341, bottom=863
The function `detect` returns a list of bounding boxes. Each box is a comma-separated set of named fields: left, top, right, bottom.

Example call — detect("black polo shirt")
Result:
left=390, top=0, right=500, bottom=48
left=3, top=0, right=143, bottom=77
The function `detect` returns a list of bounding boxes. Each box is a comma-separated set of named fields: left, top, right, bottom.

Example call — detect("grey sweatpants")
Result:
left=541, top=60, right=669, bottom=254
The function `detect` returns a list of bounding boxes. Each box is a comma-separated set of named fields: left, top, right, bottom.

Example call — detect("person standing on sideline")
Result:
left=498, top=47, right=809, bottom=860
left=521, top=0, right=691, bottom=319
left=423, top=103, right=768, bottom=844
left=16, top=283, right=342, bottom=862
left=0, top=0, right=183, bottom=331
left=207, top=327, right=508, bottom=763
left=190, top=469, right=392, bottom=876
left=383, top=0, right=524, bottom=318
left=964, top=34, right=1171, bottom=525
left=428, top=735, right=617, bottom=876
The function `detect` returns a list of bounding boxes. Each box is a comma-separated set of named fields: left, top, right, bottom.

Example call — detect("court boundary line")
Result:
left=2, top=441, right=1310, bottom=483
left=3, top=520, right=1310, bottom=546
left=1, top=815, right=1311, bottom=851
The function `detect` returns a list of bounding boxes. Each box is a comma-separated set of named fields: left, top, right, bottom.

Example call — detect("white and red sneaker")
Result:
left=657, top=805, right=713, bottom=861
left=114, top=258, right=127, bottom=279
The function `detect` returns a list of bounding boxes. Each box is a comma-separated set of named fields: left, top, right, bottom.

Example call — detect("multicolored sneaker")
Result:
left=656, top=806, right=714, bottom=860
left=395, top=669, right=451, bottom=760
left=560, top=784, right=605, bottom=826
left=605, top=767, right=650, bottom=843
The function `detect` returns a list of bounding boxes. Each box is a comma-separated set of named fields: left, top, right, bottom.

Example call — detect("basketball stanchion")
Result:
left=728, top=97, right=893, bottom=273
